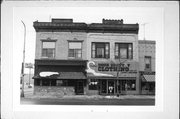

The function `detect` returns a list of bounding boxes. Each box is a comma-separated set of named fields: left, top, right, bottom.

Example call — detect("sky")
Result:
left=13, top=7, right=163, bottom=73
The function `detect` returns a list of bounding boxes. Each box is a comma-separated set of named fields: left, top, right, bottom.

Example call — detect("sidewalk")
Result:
left=24, top=94, right=155, bottom=100
left=62, top=95, right=155, bottom=100
left=22, top=85, right=155, bottom=100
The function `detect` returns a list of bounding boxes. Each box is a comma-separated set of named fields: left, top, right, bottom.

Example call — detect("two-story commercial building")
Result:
left=85, top=19, right=139, bottom=95
left=33, top=19, right=88, bottom=96
left=33, top=18, right=142, bottom=97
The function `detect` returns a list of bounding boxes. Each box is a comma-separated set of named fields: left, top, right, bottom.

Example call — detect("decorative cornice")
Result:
left=40, top=37, right=57, bottom=42
left=33, top=19, right=139, bottom=34
left=138, top=40, right=156, bottom=44
left=35, top=59, right=87, bottom=66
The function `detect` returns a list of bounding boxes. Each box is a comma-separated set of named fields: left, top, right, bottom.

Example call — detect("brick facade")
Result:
left=138, top=40, right=156, bottom=95
left=34, top=86, right=75, bottom=97
left=33, top=18, right=155, bottom=97
left=138, top=40, right=155, bottom=72
left=35, top=32, right=87, bottom=60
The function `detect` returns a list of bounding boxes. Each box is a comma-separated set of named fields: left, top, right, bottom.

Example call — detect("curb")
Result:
left=23, top=95, right=155, bottom=100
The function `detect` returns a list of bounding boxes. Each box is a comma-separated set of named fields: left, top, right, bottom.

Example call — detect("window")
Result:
left=41, top=79, right=56, bottom=86
left=119, top=80, right=136, bottom=91
left=68, top=42, right=82, bottom=58
left=50, top=79, right=57, bottom=86
left=56, top=80, right=63, bottom=86
left=141, top=82, right=155, bottom=92
left=145, top=56, right=151, bottom=70
left=34, top=79, right=41, bottom=86
left=42, top=41, right=55, bottom=58
left=115, top=43, right=133, bottom=59
left=56, top=80, right=68, bottom=86
left=42, top=79, right=50, bottom=86
left=126, top=80, right=136, bottom=90
left=92, top=42, right=110, bottom=58
left=89, top=79, right=98, bottom=90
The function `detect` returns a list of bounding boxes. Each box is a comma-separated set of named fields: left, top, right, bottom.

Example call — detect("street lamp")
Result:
left=21, top=20, right=26, bottom=97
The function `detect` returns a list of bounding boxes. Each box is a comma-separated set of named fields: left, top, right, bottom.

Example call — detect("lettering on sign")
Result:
left=25, top=63, right=33, bottom=68
left=97, top=63, right=137, bottom=73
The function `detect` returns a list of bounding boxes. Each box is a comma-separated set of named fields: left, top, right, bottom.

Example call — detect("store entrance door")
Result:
left=108, top=80, right=115, bottom=94
left=75, top=80, right=84, bottom=95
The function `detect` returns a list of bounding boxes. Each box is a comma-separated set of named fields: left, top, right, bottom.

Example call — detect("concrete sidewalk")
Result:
left=24, top=94, right=155, bottom=100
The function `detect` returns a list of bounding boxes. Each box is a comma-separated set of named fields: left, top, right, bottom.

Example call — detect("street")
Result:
left=21, top=98, right=155, bottom=105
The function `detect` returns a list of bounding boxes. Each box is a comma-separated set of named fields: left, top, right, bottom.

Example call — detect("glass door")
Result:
left=108, top=80, right=115, bottom=94
left=75, top=80, right=84, bottom=95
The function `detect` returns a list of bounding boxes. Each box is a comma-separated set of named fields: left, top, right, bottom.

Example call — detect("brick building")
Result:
left=33, top=19, right=88, bottom=96
left=33, top=18, right=154, bottom=97
left=138, top=40, right=156, bottom=94
left=85, top=19, right=139, bottom=95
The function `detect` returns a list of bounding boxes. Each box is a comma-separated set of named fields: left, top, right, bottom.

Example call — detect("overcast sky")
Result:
left=13, top=7, right=163, bottom=73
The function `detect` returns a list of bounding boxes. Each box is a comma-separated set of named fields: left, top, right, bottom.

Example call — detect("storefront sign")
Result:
left=87, top=61, right=138, bottom=77
left=25, top=63, right=33, bottom=68
left=98, top=63, right=130, bottom=72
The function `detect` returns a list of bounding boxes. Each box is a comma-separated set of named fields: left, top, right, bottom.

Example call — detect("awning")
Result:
left=33, top=72, right=86, bottom=79
left=87, top=73, right=136, bottom=80
left=88, top=76, right=136, bottom=80
left=58, top=72, right=86, bottom=79
left=142, top=75, right=155, bottom=82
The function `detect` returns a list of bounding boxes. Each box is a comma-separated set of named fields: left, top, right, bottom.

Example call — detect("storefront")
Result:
left=86, top=61, right=139, bottom=95
left=141, top=73, right=155, bottom=95
left=33, top=59, right=87, bottom=96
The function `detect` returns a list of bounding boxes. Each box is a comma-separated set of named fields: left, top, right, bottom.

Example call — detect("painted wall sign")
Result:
left=86, top=61, right=113, bottom=77
left=87, top=61, right=138, bottom=77
left=98, top=63, right=130, bottom=72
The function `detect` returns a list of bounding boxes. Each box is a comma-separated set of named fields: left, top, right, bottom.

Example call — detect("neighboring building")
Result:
left=33, top=18, right=141, bottom=97
left=138, top=40, right=156, bottom=95
left=33, top=19, right=88, bottom=96
left=86, top=19, right=139, bottom=95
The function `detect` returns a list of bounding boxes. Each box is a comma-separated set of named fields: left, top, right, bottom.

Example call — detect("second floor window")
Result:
left=115, top=43, right=133, bottom=59
left=42, top=41, right=55, bottom=58
left=68, top=42, right=82, bottom=58
left=92, top=42, right=110, bottom=58
left=145, top=56, right=151, bottom=71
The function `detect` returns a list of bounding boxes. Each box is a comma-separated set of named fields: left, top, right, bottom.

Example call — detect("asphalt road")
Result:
left=21, top=98, right=155, bottom=105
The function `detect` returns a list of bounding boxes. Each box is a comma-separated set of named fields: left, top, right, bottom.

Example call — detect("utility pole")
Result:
left=21, top=20, right=26, bottom=97
left=141, top=23, right=149, bottom=40
left=141, top=23, right=149, bottom=94
left=49, top=15, right=51, bottom=22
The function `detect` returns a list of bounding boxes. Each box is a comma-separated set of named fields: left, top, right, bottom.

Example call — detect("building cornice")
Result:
left=33, top=20, right=139, bottom=34
left=35, top=59, right=87, bottom=66
left=138, top=40, right=156, bottom=44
